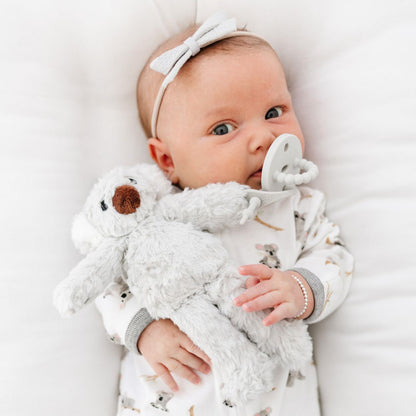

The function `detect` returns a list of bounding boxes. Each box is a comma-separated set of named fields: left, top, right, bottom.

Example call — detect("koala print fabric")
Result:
left=116, top=350, right=319, bottom=415
left=255, top=243, right=281, bottom=268
left=96, top=186, right=353, bottom=415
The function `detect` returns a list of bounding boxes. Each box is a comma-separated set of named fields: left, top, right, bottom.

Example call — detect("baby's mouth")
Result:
left=251, top=168, right=262, bottom=178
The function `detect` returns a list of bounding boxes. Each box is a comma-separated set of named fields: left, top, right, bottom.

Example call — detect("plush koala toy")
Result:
left=53, top=163, right=312, bottom=405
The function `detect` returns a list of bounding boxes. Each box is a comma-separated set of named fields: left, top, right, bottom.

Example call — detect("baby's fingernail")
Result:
left=242, top=303, right=250, bottom=311
left=233, top=298, right=241, bottom=306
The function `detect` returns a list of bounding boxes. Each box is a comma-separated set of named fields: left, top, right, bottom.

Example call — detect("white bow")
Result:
left=149, top=11, right=237, bottom=136
left=150, top=12, right=237, bottom=77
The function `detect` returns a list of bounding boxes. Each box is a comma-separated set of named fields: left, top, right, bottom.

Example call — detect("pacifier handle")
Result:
left=274, top=158, right=319, bottom=187
left=261, top=134, right=319, bottom=192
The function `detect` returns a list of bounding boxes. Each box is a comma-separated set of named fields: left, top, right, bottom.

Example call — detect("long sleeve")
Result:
left=94, top=276, right=153, bottom=353
left=289, top=187, right=354, bottom=324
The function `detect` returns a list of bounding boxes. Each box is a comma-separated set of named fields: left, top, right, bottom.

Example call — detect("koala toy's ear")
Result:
left=131, top=163, right=173, bottom=200
left=71, top=212, right=104, bottom=255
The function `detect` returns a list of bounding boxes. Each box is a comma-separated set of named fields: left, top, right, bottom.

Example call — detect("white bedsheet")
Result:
left=1, top=1, right=415, bottom=415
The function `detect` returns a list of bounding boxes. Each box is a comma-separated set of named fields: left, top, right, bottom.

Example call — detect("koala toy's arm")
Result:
left=157, top=182, right=258, bottom=233
left=53, top=238, right=126, bottom=317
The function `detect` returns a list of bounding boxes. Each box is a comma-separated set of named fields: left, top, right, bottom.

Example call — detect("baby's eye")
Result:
left=212, top=123, right=234, bottom=135
left=265, top=106, right=283, bottom=120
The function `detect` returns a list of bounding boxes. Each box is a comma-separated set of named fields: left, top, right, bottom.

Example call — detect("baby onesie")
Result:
left=96, top=186, right=353, bottom=416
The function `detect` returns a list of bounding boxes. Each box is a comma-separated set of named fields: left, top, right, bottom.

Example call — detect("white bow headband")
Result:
left=149, top=11, right=265, bottom=137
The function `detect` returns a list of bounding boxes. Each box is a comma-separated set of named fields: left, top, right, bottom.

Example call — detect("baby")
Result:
left=95, top=12, right=353, bottom=416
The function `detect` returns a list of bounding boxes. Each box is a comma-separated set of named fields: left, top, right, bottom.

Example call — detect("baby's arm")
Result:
left=94, top=282, right=153, bottom=351
left=157, top=182, right=255, bottom=233
left=138, top=319, right=211, bottom=392
left=95, top=291, right=210, bottom=391
left=234, top=265, right=315, bottom=324
left=288, top=187, right=354, bottom=323
left=234, top=187, right=354, bottom=324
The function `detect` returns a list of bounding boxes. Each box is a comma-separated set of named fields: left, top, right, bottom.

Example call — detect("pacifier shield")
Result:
left=261, top=134, right=303, bottom=191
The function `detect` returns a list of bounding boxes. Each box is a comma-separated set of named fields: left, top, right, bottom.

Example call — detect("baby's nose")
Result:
left=112, top=185, right=141, bottom=214
left=249, top=128, right=276, bottom=153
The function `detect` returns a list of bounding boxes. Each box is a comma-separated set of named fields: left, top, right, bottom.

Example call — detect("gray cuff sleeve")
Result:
left=125, top=308, right=154, bottom=354
left=288, top=267, right=325, bottom=323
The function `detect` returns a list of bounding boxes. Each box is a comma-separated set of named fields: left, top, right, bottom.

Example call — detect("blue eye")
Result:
left=212, top=123, right=234, bottom=135
left=265, top=106, right=283, bottom=120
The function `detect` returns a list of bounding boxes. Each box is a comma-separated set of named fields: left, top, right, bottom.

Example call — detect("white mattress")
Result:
left=1, top=1, right=415, bottom=415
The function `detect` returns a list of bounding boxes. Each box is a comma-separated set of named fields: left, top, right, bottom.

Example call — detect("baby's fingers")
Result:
left=172, top=362, right=203, bottom=386
left=165, top=357, right=206, bottom=387
left=263, top=303, right=294, bottom=326
left=245, top=276, right=260, bottom=289
left=239, top=291, right=282, bottom=312
left=238, top=263, right=274, bottom=279
left=176, top=346, right=211, bottom=376
left=153, top=362, right=179, bottom=392
left=233, top=279, right=274, bottom=307
left=181, top=336, right=211, bottom=367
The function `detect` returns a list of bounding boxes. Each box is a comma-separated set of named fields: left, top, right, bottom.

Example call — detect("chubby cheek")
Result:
left=287, top=117, right=305, bottom=152
left=176, top=161, right=215, bottom=189
left=184, top=161, right=247, bottom=188
left=174, top=143, right=250, bottom=187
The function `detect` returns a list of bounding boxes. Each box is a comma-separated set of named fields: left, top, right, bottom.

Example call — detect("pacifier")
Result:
left=261, top=134, right=319, bottom=192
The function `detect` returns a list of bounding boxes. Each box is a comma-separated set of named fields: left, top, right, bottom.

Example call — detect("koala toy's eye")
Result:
left=128, top=178, right=137, bottom=184
left=100, top=200, right=108, bottom=211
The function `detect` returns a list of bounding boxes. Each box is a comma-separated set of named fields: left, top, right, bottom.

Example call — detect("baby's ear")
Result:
left=71, top=212, right=104, bottom=255
left=148, top=138, right=179, bottom=185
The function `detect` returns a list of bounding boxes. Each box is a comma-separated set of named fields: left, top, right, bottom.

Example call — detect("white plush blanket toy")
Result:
left=53, top=163, right=312, bottom=405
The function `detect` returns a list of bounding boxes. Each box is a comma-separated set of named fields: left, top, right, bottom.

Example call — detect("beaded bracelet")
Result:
left=290, top=274, right=308, bottom=319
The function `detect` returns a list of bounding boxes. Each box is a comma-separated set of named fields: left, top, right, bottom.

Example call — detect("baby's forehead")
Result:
left=163, top=48, right=288, bottom=119
left=183, top=43, right=278, bottom=72
left=137, top=29, right=278, bottom=137
left=172, top=48, right=286, bottom=102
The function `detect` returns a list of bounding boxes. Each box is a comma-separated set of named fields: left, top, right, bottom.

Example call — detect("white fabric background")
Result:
left=1, top=1, right=415, bottom=415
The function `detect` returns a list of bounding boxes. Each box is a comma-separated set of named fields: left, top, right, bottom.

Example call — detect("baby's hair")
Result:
left=136, top=24, right=275, bottom=138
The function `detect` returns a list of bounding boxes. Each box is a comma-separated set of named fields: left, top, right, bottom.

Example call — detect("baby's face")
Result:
left=151, top=48, right=305, bottom=189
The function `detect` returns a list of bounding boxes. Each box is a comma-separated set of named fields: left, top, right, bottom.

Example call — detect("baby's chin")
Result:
left=246, top=177, right=262, bottom=190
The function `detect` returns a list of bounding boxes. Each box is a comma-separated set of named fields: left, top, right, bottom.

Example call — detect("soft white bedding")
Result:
left=1, top=1, right=415, bottom=415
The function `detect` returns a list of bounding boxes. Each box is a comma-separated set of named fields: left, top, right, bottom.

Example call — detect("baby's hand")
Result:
left=233, top=264, right=314, bottom=325
left=138, top=319, right=211, bottom=392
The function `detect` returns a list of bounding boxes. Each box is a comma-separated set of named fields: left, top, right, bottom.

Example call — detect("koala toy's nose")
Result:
left=112, top=185, right=141, bottom=215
